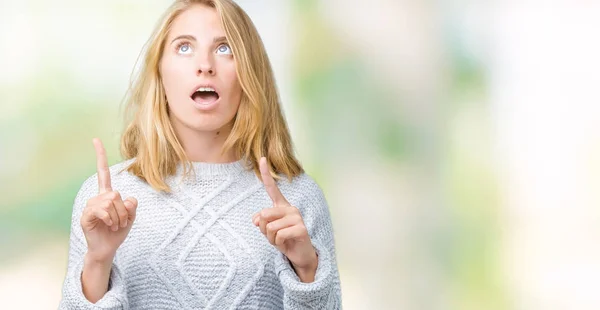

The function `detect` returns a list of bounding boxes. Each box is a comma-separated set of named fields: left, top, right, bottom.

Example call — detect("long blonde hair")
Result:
left=120, top=0, right=303, bottom=192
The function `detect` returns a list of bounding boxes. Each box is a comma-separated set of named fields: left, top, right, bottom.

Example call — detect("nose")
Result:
left=197, top=64, right=214, bottom=76
left=196, top=54, right=215, bottom=76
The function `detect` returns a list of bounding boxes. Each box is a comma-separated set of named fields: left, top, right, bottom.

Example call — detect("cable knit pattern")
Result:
left=59, top=159, right=342, bottom=309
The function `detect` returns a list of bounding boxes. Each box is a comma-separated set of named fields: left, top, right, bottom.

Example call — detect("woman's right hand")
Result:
left=80, top=138, right=138, bottom=263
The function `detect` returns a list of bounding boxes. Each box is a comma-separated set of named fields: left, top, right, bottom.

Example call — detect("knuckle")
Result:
left=293, top=214, right=303, bottom=223
left=108, top=191, right=118, bottom=200
left=102, top=200, right=113, bottom=210
left=276, top=235, right=285, bottom=244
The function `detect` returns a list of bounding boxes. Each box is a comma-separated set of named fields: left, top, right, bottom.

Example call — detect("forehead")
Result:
left=168, top=4, right=225, bottom=40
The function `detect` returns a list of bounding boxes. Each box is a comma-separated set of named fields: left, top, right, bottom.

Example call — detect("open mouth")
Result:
left=191, top=86, right=220, bottom=105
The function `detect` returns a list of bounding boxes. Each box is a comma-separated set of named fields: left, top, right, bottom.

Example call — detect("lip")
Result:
left=190, top=82, right=221, bottom=111
left=192, top=96, right=220, bottom=111
left=190, top=82, right=220, bottom=98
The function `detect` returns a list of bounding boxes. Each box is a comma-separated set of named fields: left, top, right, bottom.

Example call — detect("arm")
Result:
left=58, top=178, right=129, bottom=309
left=82, top=254, right=113, bottom=303
left=254, top=158, right=342, bottom=309
left=274, top=178, right=342, bottom=309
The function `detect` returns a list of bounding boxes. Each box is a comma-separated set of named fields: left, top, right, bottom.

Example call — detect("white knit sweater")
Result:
left=59, top=159, right=341, bottom=309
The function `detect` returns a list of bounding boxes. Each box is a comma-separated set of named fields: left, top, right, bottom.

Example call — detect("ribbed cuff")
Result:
left=60, top=259, right=127, bottom=309
left=275, top=240, right=333, bottom=302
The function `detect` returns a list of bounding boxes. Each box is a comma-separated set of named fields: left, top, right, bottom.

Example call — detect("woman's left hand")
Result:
left=252, top=157, right=318, bottom=282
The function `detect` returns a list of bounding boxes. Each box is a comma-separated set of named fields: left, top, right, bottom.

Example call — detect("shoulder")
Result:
left=276, top=172, right=328, bottom=212
left=274, top=173, right=334, bottom=234
left=283, top=173, right=325, bottom=196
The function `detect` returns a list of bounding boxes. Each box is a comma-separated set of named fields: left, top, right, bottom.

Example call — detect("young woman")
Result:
left=59, top=0, right=341, bottom=309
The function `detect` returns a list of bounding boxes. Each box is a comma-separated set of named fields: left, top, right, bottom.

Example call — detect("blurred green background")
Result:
left=1, top=0, right=600, bottom=309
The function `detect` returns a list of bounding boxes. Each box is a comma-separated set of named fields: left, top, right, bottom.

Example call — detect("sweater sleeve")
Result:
left=274, top=176, right=342, bottom=309
left=58, top=176, right=129, bottom=309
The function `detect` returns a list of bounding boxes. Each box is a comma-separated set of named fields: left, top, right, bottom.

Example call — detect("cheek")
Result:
left=160, top=58, right=187, bottom=97
left=224, top=64, right=242, bottom=97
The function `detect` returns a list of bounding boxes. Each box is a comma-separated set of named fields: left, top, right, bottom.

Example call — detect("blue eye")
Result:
left=177, top=42, right=192, bottom=55
left=216, top=43, right=232, bottom=55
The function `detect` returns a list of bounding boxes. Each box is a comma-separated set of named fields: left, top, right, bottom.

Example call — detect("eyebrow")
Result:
left=170, top=35, right=228, bottom=45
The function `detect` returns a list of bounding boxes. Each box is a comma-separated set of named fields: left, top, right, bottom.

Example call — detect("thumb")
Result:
left=124, top=197, right=138, bottom=221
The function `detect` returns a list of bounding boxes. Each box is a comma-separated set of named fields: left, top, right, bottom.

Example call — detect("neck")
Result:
left=171, top=119, right=239, bottom=163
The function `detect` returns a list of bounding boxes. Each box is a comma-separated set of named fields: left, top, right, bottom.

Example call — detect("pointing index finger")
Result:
left=93, top=138, right=112, bottom=193
left=259, top=157, right=287, bottom=205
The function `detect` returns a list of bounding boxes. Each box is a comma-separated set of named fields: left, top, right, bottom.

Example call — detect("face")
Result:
left=160, top=4, right=242, bottom=134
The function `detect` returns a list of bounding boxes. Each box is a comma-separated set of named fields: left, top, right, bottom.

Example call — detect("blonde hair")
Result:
left=120, top=0, right=303, bottom=192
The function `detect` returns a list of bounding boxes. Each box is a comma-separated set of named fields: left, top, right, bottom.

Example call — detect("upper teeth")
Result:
left=196, top=87, right=215, bottom=92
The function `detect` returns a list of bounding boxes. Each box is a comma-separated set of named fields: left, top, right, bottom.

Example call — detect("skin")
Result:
left=81, top=138, right=138, bottom=303
left=160, top=4, right=242, bottom=163
left=253, top=157, right=318, bottom=282
left=80, top=4, right=317, bottom=303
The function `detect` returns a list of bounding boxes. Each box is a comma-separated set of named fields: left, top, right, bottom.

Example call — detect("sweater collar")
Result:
left=176, top=158, right=249, bottom=179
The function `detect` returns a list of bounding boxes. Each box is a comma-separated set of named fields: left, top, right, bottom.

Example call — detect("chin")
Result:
left=183, top=115, right=234, bottom=133
left=186, top=121, right=226, bottom=133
